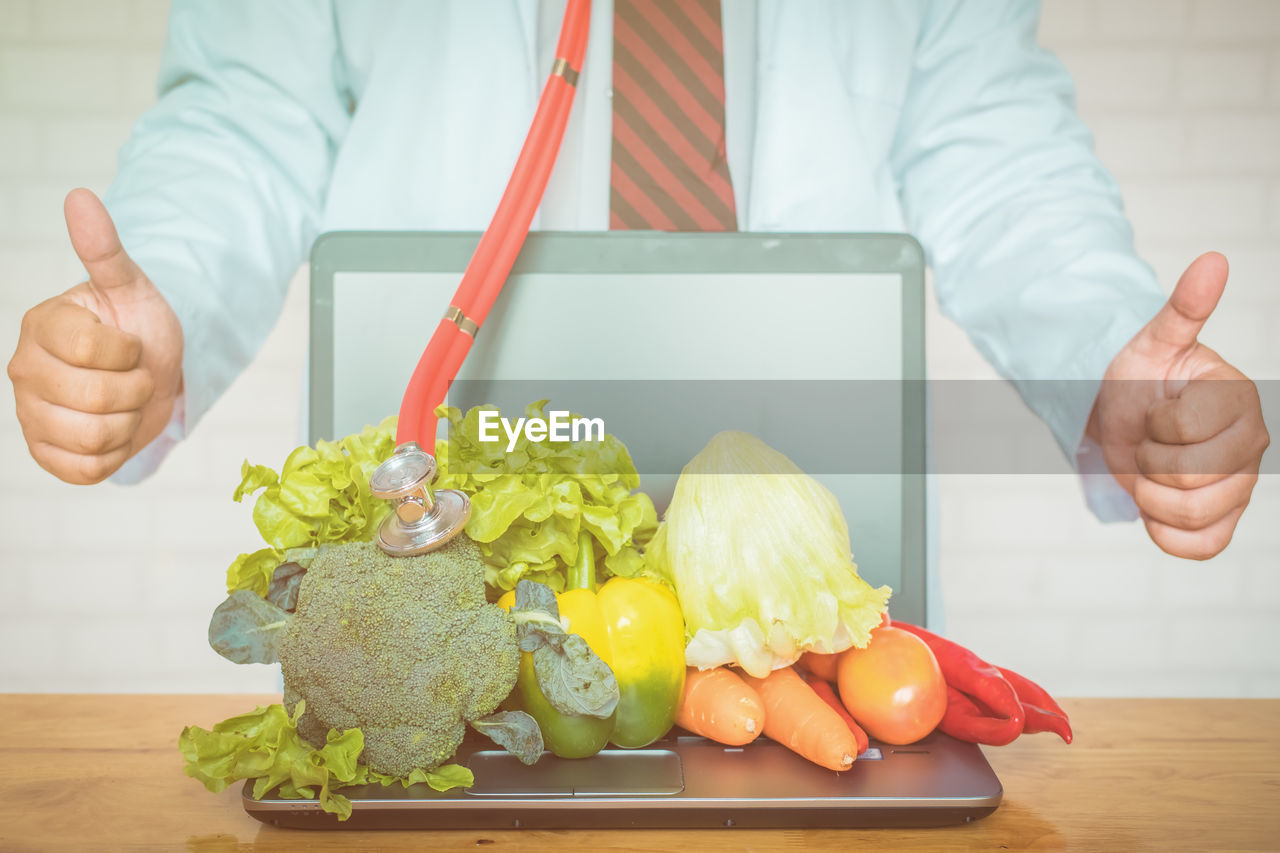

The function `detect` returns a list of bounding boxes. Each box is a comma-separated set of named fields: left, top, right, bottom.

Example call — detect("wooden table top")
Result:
left=1, top=694, right=1277, bottom=851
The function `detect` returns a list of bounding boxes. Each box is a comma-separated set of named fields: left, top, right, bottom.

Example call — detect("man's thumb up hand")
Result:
left=7, top=189, right=184, bottom=484
left=1088, top=250, right=1269, bottom=560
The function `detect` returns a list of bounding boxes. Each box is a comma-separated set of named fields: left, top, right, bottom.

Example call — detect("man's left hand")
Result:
left=1087, top=252, right=1269, bottom=560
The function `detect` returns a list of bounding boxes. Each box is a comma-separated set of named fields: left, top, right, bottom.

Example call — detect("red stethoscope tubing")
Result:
left=396, top=0, right=591, bottom=446
left=417, top=68, right=580, bottom=436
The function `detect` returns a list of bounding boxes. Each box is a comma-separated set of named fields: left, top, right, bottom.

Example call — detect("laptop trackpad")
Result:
left=465, top=749, right=685, bottom=797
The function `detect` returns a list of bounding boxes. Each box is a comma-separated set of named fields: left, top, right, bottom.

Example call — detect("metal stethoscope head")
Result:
left=369, top=442, right=470, bottom=556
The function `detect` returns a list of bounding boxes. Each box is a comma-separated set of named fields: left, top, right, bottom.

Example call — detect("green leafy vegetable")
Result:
left=226, top=417, right=398, bottom=595
left=225, top=549, right=280, bottom=599
left=512, top=579, right=619, bottom=719
left=434, top=401, right=658, bottom=592
left=178, top=702, right=475, bottom=822
left=511, top=577, right=564, bottom=642
left=265, top=562, right=306, bottom=612
left=179, top=702, right=364, bottom=820
left=648, top=431, right=892, bottom=678
left=207, top=590, right=290, bottom=665
left=360, top=764, right=475, bottom=791
left=469, top=710, right=545, bottom=765
left=532, top=634, right=619, bottom=720
left=418, top=764, right=476, bottom=792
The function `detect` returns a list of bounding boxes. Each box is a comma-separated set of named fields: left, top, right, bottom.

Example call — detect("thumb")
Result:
left=64, top=188, right=145, bottom=292
left=1141, top=251, right=1228, bottom=354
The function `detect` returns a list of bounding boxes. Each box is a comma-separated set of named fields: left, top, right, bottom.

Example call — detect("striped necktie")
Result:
left=609, top=0, right=738, bottom=231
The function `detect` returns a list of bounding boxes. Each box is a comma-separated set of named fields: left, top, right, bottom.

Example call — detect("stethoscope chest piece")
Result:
left=370, top=441, right=471, bottom=556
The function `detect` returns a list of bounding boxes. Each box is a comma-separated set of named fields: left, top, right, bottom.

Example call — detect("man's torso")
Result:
left=321, top=0, right=928, bottom=233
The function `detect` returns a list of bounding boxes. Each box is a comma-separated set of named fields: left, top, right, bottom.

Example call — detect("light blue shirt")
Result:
left=107, top=1, right=1167, bottom=623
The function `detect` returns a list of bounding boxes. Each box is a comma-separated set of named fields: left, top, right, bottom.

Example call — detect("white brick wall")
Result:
left=1189, top=0, right=1280, bottom=41
left=0, top=0, right=1277, bottom=698
left=1178, top=49, right=1269, bottom=105
left=1096, top=0, right=1188, bottom=39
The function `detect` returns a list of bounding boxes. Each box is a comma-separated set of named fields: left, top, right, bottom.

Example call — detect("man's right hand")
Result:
left=8, top=189, right=184, bottom=484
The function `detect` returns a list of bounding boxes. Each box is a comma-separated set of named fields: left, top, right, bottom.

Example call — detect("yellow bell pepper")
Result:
left=498, top=532, right=685, bottom=757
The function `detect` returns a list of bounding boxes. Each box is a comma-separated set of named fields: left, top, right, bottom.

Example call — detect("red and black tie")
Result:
left=609, top=0, right=738, bottom=231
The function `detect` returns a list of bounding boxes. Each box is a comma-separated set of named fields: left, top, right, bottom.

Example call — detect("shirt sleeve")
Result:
left=106, top=0, right=351, bottom=482
left=888, top=0, right=1166, bottom=520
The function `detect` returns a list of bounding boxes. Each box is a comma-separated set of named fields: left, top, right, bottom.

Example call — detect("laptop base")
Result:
left=243, top=731, right=1002, bottom=830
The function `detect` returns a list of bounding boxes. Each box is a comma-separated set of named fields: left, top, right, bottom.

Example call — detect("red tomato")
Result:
left=837, top=626, right=946, bottom=745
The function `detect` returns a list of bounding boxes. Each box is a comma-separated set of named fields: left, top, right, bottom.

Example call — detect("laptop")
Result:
left=243, top=231, right=1001, bottom=829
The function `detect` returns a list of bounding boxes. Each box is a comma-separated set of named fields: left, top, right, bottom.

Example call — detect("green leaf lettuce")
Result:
left=434, top=401, right=658, bottom=592
left=225, top=417, right=398, bottom=595
left=178, top=702, right=474, bottom=821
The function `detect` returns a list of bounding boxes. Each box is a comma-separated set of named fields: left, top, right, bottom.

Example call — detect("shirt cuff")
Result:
left=1038, top=292, right=1163, bottom=523
left=1075, top=431, right=1140, bottom=523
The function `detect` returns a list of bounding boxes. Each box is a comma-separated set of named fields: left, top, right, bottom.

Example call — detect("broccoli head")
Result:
left=276, top=537, right=520, bottom=777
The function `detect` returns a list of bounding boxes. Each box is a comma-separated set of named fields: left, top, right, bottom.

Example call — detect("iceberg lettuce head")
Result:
left=647, top=431, right=891, bottom=677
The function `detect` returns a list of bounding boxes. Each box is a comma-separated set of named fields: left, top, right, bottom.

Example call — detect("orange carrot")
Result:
left=740, top=666, right=859, bottom=772
left=799, top=651, right=840, bottom=682
left=674, top=667, right=765, bottom=746
left=807, top=674, right=870, bottom=755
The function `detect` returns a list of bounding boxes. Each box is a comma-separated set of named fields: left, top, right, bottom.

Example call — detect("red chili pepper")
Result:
left=997, top=666, right=1068, bottom=718
left=998, top=666, right=1073, bottom=744
left=891, top=622, right=1025, bottom=737
left=940, top=686, right=1023, bottom=746
left=806, top=674, right=870, bottom=755
left=1018, top=702, right=1073, bottom=743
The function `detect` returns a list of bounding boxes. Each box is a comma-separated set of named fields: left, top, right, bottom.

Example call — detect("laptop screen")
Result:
left=312, top=233, right=925, bottom=623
